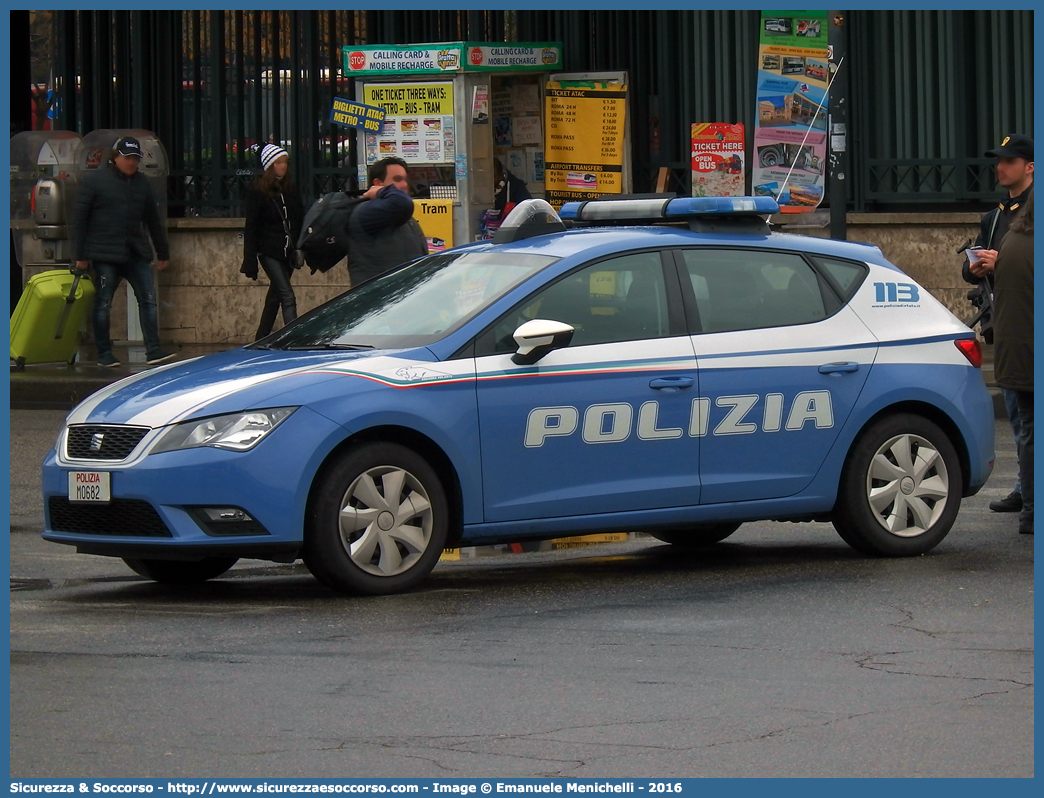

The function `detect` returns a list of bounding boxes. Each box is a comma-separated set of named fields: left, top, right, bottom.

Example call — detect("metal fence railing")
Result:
left=48, top=9, right=1033, bottom=216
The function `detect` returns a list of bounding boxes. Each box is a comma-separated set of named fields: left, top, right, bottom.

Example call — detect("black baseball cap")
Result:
left=114, top=136, right=143, bottom=158
left=985, top=133, right=1033, bottom=162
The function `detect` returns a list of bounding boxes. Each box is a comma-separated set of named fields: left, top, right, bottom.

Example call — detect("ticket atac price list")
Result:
left=599, top=94, right=622, bottom=162
left=544, top=83, right=627, bottom=202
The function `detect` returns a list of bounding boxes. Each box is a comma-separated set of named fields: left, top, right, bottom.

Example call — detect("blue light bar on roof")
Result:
left=557, top=202, right=581, bottom=220
left=665, top=196, right=780, bottom=216
left=559, top=195, right=779, bottom=222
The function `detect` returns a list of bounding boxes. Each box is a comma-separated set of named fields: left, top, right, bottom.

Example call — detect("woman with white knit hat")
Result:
left=241, top=142, right=305, bottom=340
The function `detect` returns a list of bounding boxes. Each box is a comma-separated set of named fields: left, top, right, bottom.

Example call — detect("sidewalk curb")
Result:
left=9, top=343, right=231, bottom=410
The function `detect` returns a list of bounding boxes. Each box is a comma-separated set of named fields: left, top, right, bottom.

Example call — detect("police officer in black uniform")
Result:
left=963, top=134, right=1034, bottom=286
left=963, top=133, right=1033, bottom=514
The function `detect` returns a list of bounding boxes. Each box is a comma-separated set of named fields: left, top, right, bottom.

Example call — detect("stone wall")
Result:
left=17, top=219, right=353, bottom=346
left=160, top=219, right=351, bottom=344
left=18, top=212, right=986, bottom=344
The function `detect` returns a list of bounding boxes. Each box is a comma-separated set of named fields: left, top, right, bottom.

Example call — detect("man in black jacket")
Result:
left=72, top=136, right=174, bottom=367
left=344, top=157, right=428, bottom=286
left=962, top=133, right=1033, bottom=514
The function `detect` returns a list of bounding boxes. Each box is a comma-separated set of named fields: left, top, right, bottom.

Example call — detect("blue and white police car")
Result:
left=42, top=197, right=995, bottom=595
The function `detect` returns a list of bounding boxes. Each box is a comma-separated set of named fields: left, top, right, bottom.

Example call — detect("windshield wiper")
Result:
left=283, top=343, right=376, bottom=351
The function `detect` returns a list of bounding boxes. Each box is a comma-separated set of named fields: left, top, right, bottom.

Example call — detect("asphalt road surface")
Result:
left=10, top=411, right=1034, bottom=778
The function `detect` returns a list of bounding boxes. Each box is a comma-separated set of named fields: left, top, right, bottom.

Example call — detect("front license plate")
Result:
left=68, top=471, right=111, bottom=503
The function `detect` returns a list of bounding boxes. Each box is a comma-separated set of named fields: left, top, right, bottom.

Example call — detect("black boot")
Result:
left=989, top=491, right=1023, bottom=513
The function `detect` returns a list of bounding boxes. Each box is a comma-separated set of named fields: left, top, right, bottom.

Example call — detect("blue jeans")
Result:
left=1003, top=388, right=1023, bottom=495
left=91, top=260, right=162, bottom=358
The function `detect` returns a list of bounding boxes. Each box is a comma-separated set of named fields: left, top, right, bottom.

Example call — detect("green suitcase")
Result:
left=10, top=269, right=96, bottom=369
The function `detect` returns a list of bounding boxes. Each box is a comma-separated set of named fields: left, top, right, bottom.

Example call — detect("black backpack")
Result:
left=296, top=192, right=364, bottom=273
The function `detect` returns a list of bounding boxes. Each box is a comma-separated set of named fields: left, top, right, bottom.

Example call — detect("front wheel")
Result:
left=303, top=442, right=448, bottom=596
left=647, top=522, right=742, bottom=547
left=833, top=414, right=961, bottom=556
left=123, top=556, right=239, bottom=585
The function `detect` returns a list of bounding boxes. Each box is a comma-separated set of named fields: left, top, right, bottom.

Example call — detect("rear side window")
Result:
left=812, top=256, right=869, bottom=301
left=680, top=249, right=828, bottom=333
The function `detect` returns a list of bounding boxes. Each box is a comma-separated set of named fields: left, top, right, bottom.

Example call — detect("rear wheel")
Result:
left=303, top=442, right=448, bottom=596
left=833, top=414, right=961, bottom=556
left=647, top=522, right=742, bottom=547
left=123, top=556, right=239, bottom=585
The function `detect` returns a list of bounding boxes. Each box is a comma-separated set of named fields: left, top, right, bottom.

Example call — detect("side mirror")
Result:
left=511, top=319, right=574, bottom=365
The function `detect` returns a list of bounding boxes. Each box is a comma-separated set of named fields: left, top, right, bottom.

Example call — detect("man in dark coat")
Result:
left=962, top=133, right=1033, bottom=513
left=72, top=136, right=174, bottom=366
left=992, top=191, right=1034, bottom=535
left=344, top=157, right=428, bottom=286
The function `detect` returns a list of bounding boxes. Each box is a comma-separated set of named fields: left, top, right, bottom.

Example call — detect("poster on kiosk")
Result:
left=543, top=71, right=632, bottom=210
left=752, top=12, right=829, bottom=211
left=344, top=41, right=565, bottom=245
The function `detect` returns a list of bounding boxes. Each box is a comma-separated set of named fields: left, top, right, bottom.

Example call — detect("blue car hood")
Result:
left=66, top=347, right=436, bottom=427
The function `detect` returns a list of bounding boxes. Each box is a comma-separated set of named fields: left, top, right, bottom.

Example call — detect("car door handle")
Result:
left=649, top=376, right=695, bottom=392
left=818, top=361, right=860, bottom=375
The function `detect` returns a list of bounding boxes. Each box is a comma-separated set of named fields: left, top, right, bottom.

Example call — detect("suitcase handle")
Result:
left=55, top=270, right=88, bottom=339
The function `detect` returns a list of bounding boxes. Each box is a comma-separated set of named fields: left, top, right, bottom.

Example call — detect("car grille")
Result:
left=48, top=496, right=173, bottom=537
left=66, top=425, right=150, bottom=461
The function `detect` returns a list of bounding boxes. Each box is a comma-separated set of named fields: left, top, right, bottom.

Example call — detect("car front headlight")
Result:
left=151, top=407, right=296, bottom=454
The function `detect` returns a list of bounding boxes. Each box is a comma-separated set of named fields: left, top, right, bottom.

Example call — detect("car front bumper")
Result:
left=41, top=406, right=345, bottom=560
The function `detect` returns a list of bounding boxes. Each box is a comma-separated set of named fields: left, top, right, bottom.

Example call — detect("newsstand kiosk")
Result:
left=344, top=42, right=564, bottom=246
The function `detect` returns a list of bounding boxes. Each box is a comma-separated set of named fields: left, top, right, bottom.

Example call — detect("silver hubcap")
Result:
left=337, top=465, right=433, bottom=577
left=866, top=434, right=949, bottom=537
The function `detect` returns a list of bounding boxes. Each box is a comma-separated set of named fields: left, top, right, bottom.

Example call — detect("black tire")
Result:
left=303, top=442, right=448, bottom=596
left=833, top=413, right=962, bottom=556
left=123, top=556, right=239, bottom=585
left=647, top=522, right=742, bottom=547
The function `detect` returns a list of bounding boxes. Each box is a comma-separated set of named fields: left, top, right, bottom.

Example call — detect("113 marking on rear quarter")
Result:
left=873, top=282, right=920, bottom=303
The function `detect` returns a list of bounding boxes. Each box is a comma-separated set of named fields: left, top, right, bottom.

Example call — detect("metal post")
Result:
left=828, top=11, right=849, bottom=240
left=210, top=10, right=227, bottom=211
left=56, top=12, right=78, bottom=131
left=115, top=14, right=132, bottom=124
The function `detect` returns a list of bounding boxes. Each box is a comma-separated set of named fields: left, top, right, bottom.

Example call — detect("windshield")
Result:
left=259, top=250, right=558, bottom=350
